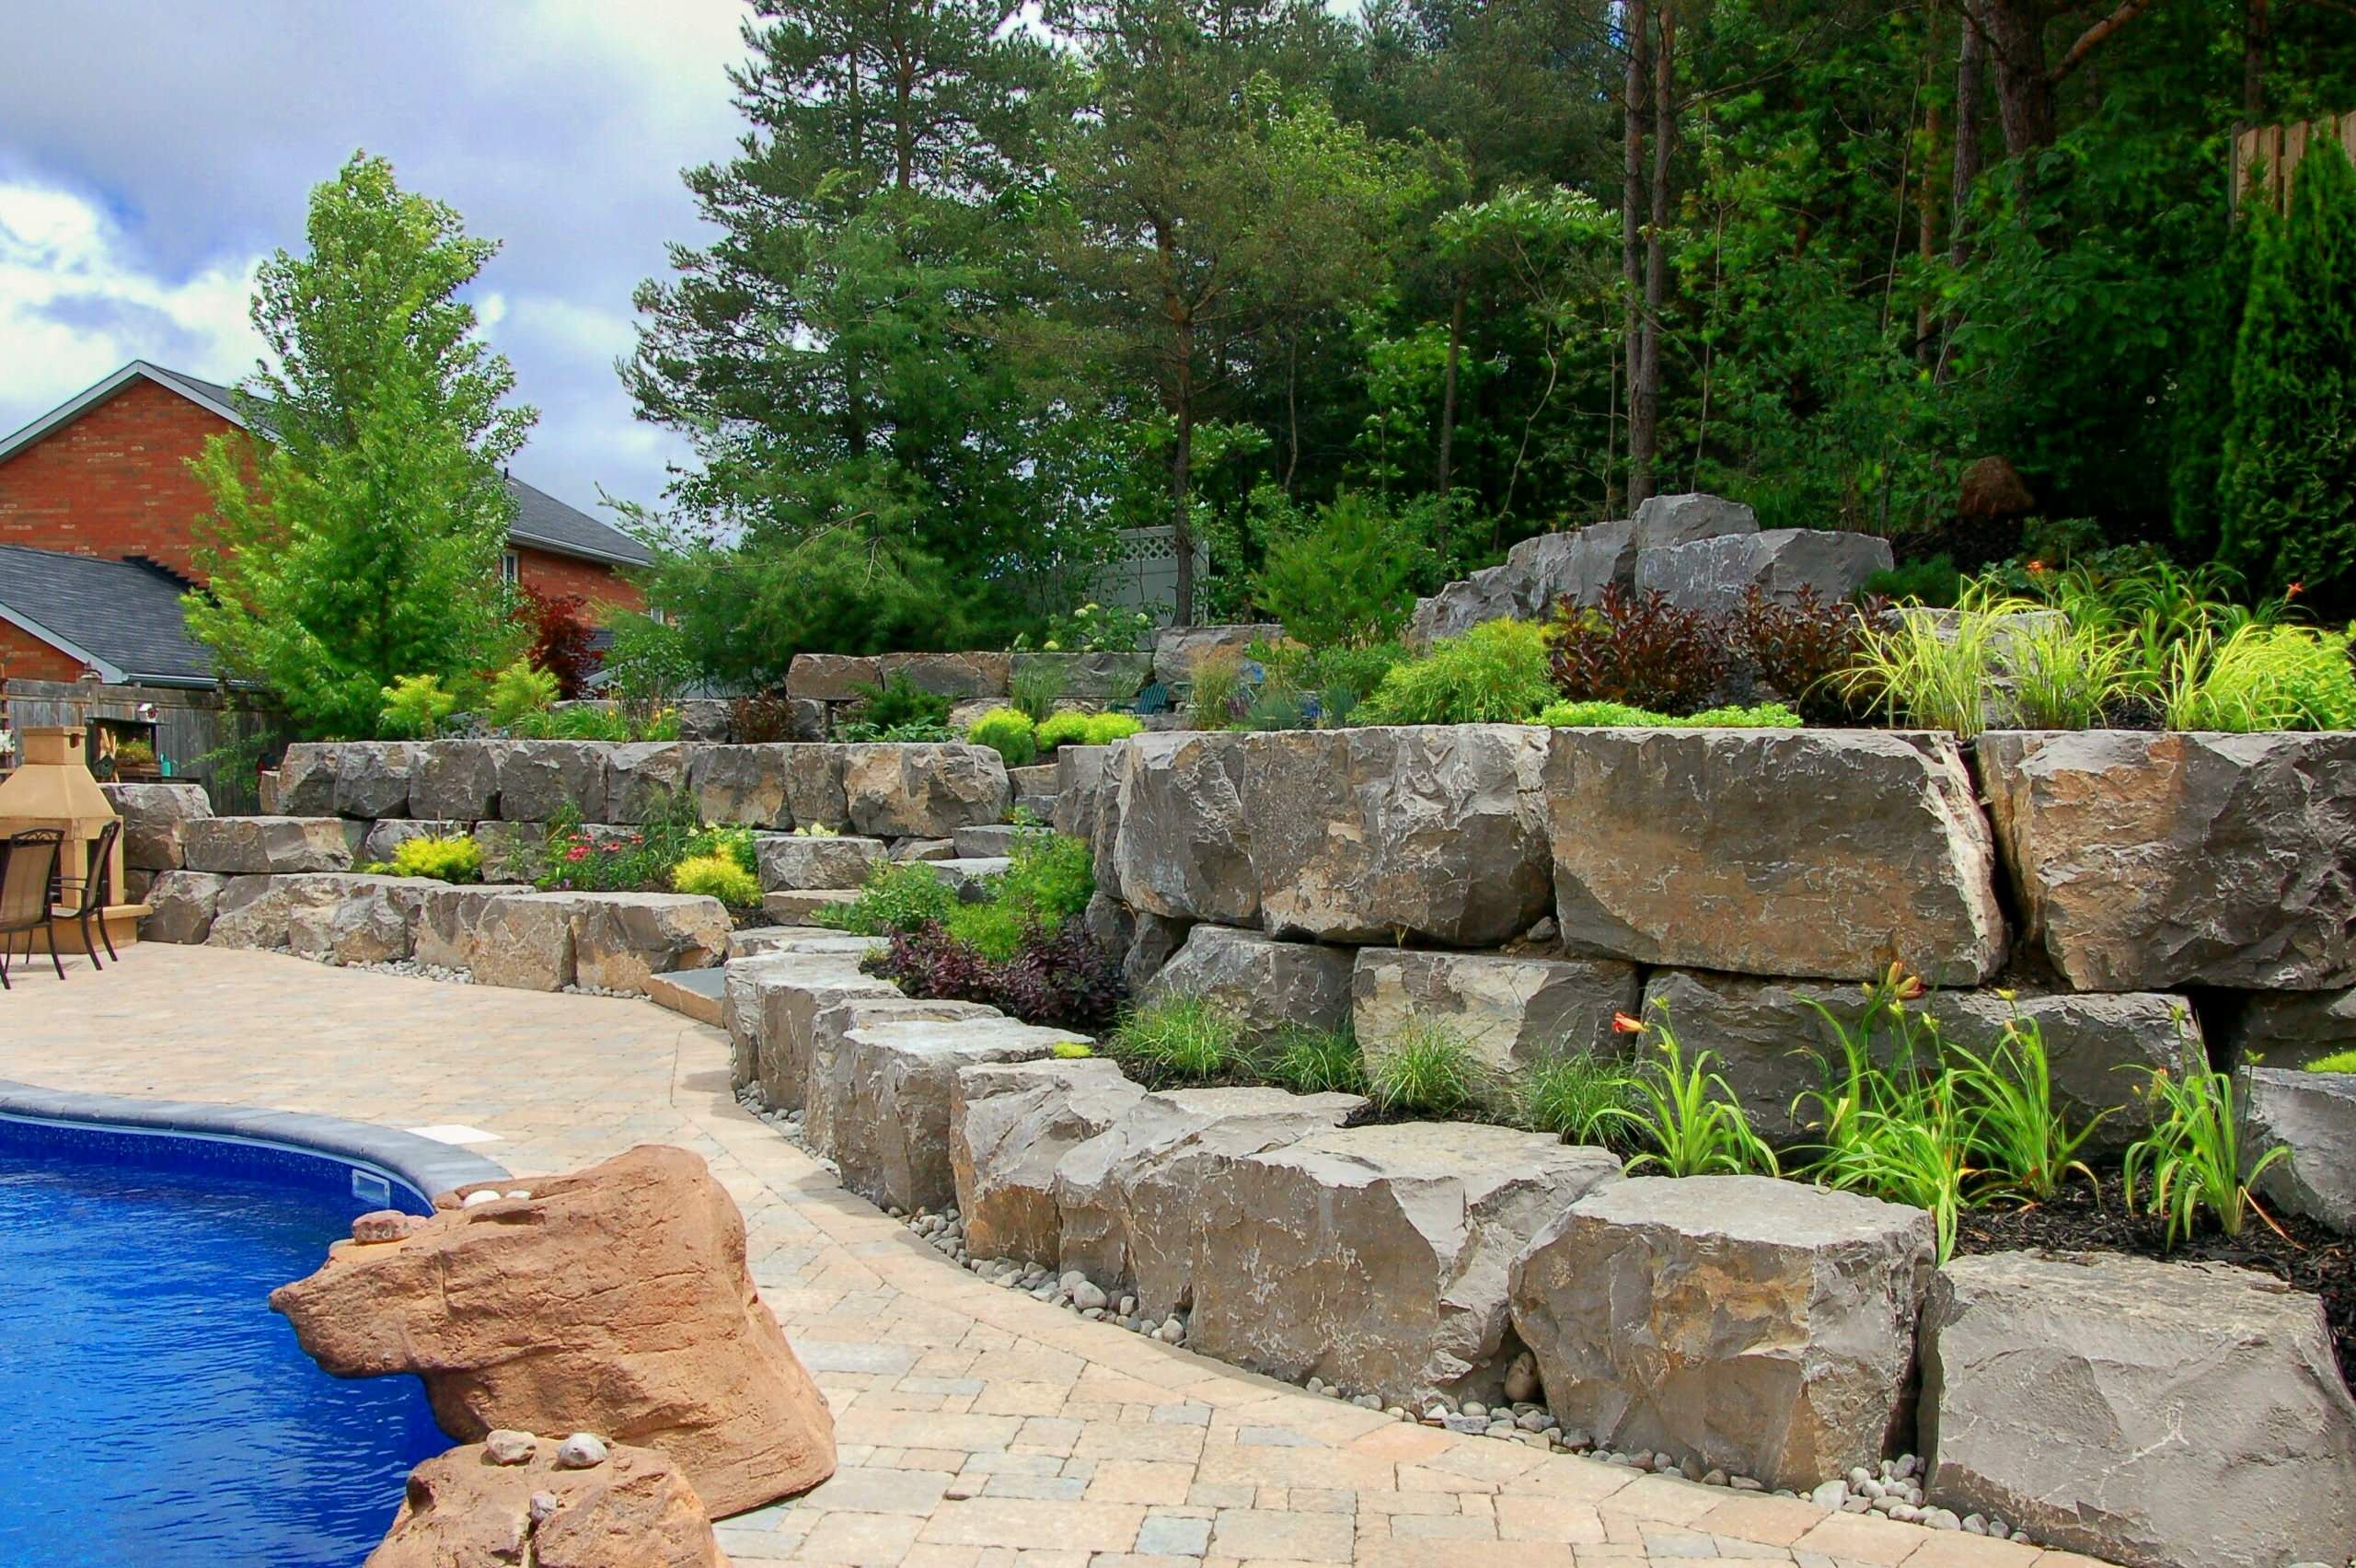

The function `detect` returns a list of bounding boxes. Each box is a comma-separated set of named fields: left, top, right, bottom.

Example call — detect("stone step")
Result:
left=761, top=889, right=860, bottom=927
left=643, top=965, right=729, bottom=1027
left=953, top=823, right=1050, bottom=859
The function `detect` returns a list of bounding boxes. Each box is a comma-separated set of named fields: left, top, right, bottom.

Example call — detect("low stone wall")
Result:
left=724, top=932, right=2356, bottom=1568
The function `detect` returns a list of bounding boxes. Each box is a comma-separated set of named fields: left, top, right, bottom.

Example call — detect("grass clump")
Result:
left=1366, top=1018, right=1491, bottom=1116
left=2124, top=1065, right=2289, bottom=1247
left=1108, top=995, right=1247, bottom=1082
left=1517, top=1050, right=1644, bottom=1147
left=1265, top=1023, right=1369, bottom=1096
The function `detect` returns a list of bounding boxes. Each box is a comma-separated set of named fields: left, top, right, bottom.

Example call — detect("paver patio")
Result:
left=0, top=945, right=2111, bottom=1567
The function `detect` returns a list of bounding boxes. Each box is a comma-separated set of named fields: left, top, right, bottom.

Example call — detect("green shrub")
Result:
left=1366, top=1018, right=1490, bottom=1115
left=387, top=834, right=483, bottom=883
left=852, top=672, right=955, bottom=732
left=487, top=658, right=560, bottom=729
left=816, top=860, right=960, bottom=936
left=966, top=706, right=1040, bottom=767
left=1535, top=698, right=1803, bottom=728
left=1518, top=1051, right=1643, bottom=1146
left=998, top=832, right=1093, bottom=927
left=377, top=674, right=461, bottom=739
left=944, top=899, right=1030, bottom=960
left=1865, top=555, right=1965, bottom=607
left=1253, top=491, right=1430, bottom=650
left=1108, top=995, right=1245, bottom=1081
left=1264, top=1024, right=1369, bottom=1096
left=1082, top=711, right=1143, bottom=745
left=672, top=852, right=761, bottom=907
left=687, top=823, right=758, bottom=878
left=2310, top=1049, right=2356, bottom=1072
left=1357, top=619, right=1555, bottom=726
left=1035, top=709, right=1095, bottom=751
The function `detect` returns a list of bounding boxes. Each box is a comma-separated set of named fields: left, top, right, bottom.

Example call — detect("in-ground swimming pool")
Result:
left=0, top=1114, right=454, bottom=1568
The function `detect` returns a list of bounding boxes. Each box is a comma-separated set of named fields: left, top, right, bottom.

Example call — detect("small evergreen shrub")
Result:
left=377, top=674, right=461, bottom=739
left=1357, top=619, right=1555, bottom=725
left=851, top=672, right=955, bottom=731
left=1035, top=709, right=1095, bottom=751
left=1081, top=711, right=1143, bottom=744
left=487, top=658, right=560, bottom=729
left=966, top=706, right=1040, bottom=767
left=2309, top=1050, right=2356, bottom=1073
left=387, top=834, right=483, bottom=883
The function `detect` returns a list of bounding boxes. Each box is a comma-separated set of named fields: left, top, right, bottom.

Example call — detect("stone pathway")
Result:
left=0, top=946, right=2108, bottom=1568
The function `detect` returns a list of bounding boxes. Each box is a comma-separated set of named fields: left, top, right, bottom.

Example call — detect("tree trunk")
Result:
left=1437, top=270, right=1467, bottom=500
left=1630, top=0, right=1675, bottom=509
left=1918, top=9, right=1945, bottom=365
left=2244, top=0, right=2269, bottom=121
left=1941, top=6, right=1986, bottom=379
left=1622, top=0, right=1653, bottom=511
left=1982, top=0, right=2056, bottom=156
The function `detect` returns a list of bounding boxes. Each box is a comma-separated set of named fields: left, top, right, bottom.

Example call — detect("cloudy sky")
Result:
left=0, top=1, right=757, bottom=520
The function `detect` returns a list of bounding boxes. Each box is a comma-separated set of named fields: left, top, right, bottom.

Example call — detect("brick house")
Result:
left=0, top=360, right=652, bottom=688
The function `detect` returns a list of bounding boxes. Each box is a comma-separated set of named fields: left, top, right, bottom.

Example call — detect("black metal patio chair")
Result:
left=0, top=828, right=66, bottom=988
left=50, top=817, right=121, bottom=971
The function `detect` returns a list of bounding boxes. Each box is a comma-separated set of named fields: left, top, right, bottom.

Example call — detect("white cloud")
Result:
left=0, top=180, right=265, bottom=421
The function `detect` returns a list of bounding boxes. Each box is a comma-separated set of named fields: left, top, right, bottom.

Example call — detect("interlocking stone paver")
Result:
left=0, top=946, right=2116, bottom=1568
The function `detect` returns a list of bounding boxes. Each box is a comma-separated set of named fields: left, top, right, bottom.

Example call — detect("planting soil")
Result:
left=1955, top=1172, right=2354, bottom=1386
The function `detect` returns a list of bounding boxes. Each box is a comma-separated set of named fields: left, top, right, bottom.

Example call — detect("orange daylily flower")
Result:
left=1611, top=1011, right=1646, bottom=1035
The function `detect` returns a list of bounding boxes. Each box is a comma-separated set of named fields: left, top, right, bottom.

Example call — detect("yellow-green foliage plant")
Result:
left=671, top=852, right=760, bottom=908
left=487, top=657, right=560, bottom=730
left=387, top=834, right=483, bottom=883
left=2162, top=622, right=2356, bottom=732
left=1356, top=618, right=1556, bottom=726
left=965, top=707, right=1040, bottom=767
left=1537, top=698, right=1802, bottom=728
left=1839, top=588, right=2007, bottom=737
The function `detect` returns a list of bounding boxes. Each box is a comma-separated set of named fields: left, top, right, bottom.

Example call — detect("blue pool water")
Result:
left=0, top=1119, right=451, bottom=1567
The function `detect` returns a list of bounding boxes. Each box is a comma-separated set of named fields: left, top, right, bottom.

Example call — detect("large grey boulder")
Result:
left=841, top=744, right=1009, bottom=838
left=603, top=742, right=693, bottom=824
left=1634, top=528, right=1892, bottom=619
left=102, top=782, right=212, bottom=871
left=2240, top=1066, right=2356, bottom=1234
left=462, top=892, right=585, bottom=990
left=1193, top=1124, right=1621, bottom=1404
left=1244, top=725, right=1553, bottom=947
left=357, top=819, right=468, bottom=865
left=411, top=882, right=531, bottom=971
left=1108, top=732, right=1256, bottom=924
left=181, top=816, right=352, bottom=875
left=1408, top=562, right=1525, bottom=646
left=1631, top=491, right=1759, bottom=549
left=1050, top=744, right=1114, bottom=842
left=1354, top=949, right=1639, bottom=1080
left=802, top=995, right=1002, bottom=1164
left=676, top=698, right=733, bottom=744
left=786, top=653, right=880, bottom=702
left=822, top=1012, right=1083, bottom=1213
left=570, top=893, right=731, bottom=993
left=756, top=834, right=886, bottom=893
left=1141, top=925, right=1353, bottom=1045
left=2224, top=987, right=2356, bottom=1068
left=411, top=741, right=503, bottom=823
left=1512, top=518, right=1639, bottom=609
left=1510, top=1175, right=1934, bottom=1492
left=737, top=951, right=901, bottom=1111
left=1981, top=730, right=2356, bottom=991
left=141, top=870, right=228, bottom=943
left=951, top=1057, right=1148, bottom=1265
left=496, top=742, right=610, bottom=824
left=274, top=743, right=340, bottom=816
left=1639, top=969, right=2203, bottom=1152
left=687, top=744, right=792, bottom=829
left=1548, top=728, right=2005, bottom=986
left=332, top=742, right=418, bottom=820
left=1121, top=910, right=1191, bottom=996
left=1053, top=1086, right=1366, bottom=1309
left=876, top=651, right=1011, bottom=699
left=1152, top=624, right=1284, bottom=686
left=206, top=872, right=372, bottom=950
left=780, top=744, right=849, bottom=831
left=1011, top=651, right=1150, bottom=702
left=1920, top=1251, right=2356, bottom=1568
left=286, top=875, right=429, bottom=965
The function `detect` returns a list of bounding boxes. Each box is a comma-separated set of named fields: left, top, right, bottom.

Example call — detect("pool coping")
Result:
left=0, top=1078, right=511, bottom=1199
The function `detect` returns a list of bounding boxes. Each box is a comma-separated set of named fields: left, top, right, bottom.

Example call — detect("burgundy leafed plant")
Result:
left=872, top=919, right=1124, bottom=1034
left=1730, top=585, right=1886, bottom=724
left=1547, top=584, right=1730, bottom=714
left=518, top=584, right=601, bottom=699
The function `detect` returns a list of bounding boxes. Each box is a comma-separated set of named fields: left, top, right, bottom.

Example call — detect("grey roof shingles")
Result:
left=111, top=363, right=652, bottom=569
left=0, top=546, right=215, bottom=686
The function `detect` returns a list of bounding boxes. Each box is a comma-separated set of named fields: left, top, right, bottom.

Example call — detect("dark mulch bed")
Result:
left=1954, top=1172, right=2354, bottom=1386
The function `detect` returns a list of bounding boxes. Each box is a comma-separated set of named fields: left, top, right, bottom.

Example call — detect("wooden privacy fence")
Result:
left=2232, top=111, right=2356, bottom=213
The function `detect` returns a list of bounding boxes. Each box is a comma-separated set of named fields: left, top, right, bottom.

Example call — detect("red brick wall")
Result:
left=0, top=375, right=645, bottom=606
left=514, top=543, right=643, bottom=610
left=0, top=620, right=90, bottom=682
left=0, top=379, right=234, bottom=580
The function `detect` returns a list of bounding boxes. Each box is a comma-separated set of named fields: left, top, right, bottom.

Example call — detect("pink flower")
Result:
left=565, top=846, right=590, bottom=863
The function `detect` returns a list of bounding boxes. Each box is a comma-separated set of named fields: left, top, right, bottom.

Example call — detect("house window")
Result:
left=500, top=550, right=520, bottom=585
